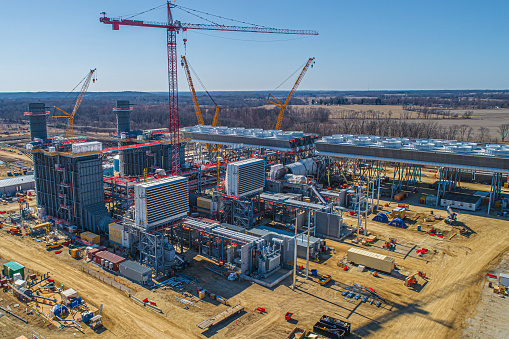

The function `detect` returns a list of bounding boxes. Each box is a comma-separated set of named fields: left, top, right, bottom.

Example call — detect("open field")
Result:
left=304, top=104, right=509, bottom=139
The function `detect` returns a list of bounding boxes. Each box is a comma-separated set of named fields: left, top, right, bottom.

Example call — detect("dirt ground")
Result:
left=461, top=252, right=509, bottom=338
left=1, top=193, right=509, bottom=338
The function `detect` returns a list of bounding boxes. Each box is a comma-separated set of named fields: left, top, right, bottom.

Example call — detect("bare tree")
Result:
left=498, top=124, right=509, bottom=142
left=467, top=127, right=474, bottom=141
left=459, top=125, right=469, bottom=141
left=478, top=127, right=490, bottom=142
left=462, top=110, right=473, bottom=119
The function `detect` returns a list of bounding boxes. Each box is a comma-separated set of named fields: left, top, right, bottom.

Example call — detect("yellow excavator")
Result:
left=268, top=58, right=315, bottom=130
left=54, top=69, right=97, bottom=139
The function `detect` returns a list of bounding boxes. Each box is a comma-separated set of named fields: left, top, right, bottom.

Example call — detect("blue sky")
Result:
left=1, top=0, right=508, bottom=92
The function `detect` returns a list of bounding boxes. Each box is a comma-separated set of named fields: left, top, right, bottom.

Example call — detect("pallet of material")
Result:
left=196, top=304, right=244, bottom=329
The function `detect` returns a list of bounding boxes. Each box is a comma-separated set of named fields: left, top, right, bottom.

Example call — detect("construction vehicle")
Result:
left=46, top=242, right=61, bottom=251
left=9, top=227, right=21, bottom=235
left=404, top=271, right=426, bottom=287
left=268, top=57, right=315, bottom=130
left=444, top=206, right=457, bottom=226
left=69, top=247, right=84, bottom=259
left=494, top=285, right=507, bottom=295
left=54, top=69, right=97, bottom=139
left=318, top=274, right=331, bottom=286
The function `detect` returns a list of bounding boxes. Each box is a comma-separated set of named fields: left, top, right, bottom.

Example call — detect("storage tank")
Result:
left=101, top=259, right=105, bottom=266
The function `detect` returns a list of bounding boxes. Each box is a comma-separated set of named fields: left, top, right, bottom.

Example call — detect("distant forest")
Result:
left=1, top=90, right=509, bottom=142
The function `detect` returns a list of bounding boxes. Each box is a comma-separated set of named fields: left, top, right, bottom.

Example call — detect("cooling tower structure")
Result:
left=134, top=176, right=189, bottom=228
left=225, top=158, right=265, bottom=198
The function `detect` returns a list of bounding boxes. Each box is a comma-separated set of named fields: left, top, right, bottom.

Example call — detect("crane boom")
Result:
left=100, top=2, right=318, bottom=174
left=268, top=58, right=314, bottom=130
left=181, top=56, right=204, bottom=125
left=99, top=17, right=318, bottom=36
left=54, top=68, right=96, bottom=138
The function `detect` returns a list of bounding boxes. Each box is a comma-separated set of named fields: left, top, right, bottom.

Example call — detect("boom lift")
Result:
left=444, top=206, right=457, bottom=226
left=268, top=58, right=315, bottom=130
left=54, top=69, right=97, bottom=139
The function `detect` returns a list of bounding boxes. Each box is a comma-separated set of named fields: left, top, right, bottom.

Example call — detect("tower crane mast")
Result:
left=268, top=58, right=315, bottom=130
left=100, top=2, right=318, bottom=174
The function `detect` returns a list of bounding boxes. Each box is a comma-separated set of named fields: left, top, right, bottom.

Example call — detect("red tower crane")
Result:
left=100, top=2, right=318, bottom=175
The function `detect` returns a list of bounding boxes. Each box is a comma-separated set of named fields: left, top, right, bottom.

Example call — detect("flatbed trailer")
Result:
left=196, top=304, right=244, bottom=329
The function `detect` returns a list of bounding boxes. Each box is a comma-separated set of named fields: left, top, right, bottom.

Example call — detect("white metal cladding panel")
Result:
left=226, top=159, right=265, bottom=197
left=138, top=177, right=188, bottom=227
left=146, top=186, right=188, bottom=222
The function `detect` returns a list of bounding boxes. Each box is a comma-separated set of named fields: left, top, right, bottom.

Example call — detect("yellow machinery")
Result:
left=268, top=58, right=315, bottom=130
left=46, top=242, right=61, bottom=251
left=318, top=274, right=331, bottom=285
left=69, top=247, right=84, bottom=259
left=181, top=56, right=220, bottom=127
left=54, top=68, right=97, bottom=138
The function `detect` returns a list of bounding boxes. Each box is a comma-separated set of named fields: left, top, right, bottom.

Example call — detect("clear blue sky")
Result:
left=1, top=0, right=508, bottom=92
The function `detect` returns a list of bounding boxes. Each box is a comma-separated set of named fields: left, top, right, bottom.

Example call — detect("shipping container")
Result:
left=347, top=248, right=395, bottom=273
left=2, top=261, right=25, bottom=279
left=87, top=246, right=106, bottom=260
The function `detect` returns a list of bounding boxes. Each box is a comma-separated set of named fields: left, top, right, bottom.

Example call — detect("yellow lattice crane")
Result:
left=54, top=68, right=97, bottom=138
left=181, top=56, right=220, bottom=127
left=268, top=58, right=315, bottom=130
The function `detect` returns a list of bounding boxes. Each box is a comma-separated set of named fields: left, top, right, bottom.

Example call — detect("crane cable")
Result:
left=174, top=4, right=268, bottom=28
left=121, top=4, right=166, bottom=20
left=187, top=60, right=218, bottom=107
left=270, top=60, right=308, bottom=95
left=53, top=71, right=96, bottom=117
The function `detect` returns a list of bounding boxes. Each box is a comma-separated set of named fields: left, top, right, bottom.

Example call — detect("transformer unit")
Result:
left=225, top=158, right=265, bottom=198
left=134, top=176, right=189, bottom=229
